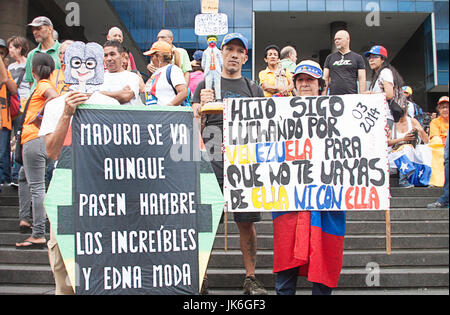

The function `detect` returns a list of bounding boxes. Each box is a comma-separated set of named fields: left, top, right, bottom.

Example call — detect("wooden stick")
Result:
left=224, top=208, right=228, bottom=252
left=385, top=209, right=391, bottom=255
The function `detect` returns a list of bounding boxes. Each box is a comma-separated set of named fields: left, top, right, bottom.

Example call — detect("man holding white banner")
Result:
left=193, top=33, right=268, bottom=295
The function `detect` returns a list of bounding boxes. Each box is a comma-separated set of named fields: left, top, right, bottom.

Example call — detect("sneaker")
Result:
left=243, top=275, right=267, bottom=295
left=427, top=201, right=448, bottom=209
left=399, top=182, right=414, bottom=188
left=10, top=179, right=18, bottom=187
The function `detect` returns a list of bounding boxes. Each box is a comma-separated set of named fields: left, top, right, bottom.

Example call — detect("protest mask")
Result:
left=64, top=41, right=104, bottom=92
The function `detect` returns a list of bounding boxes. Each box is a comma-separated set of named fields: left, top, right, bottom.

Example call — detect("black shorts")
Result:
left=219, top=211, right=261, bottom=223
left=215, top=168, right=262, bottom=224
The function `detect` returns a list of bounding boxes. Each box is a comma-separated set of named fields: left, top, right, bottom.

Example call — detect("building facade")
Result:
left=0, top=0, right=448, bottom=110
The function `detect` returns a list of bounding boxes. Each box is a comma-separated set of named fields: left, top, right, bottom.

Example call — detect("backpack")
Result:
left=166, top=64, right=191, bottom=107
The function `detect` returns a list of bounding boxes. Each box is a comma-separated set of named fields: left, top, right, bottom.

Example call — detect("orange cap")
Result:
left=143, top=41, right=172, bottom=56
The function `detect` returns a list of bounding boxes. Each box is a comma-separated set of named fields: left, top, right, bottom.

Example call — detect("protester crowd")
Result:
left=0, top=16, right=448, bottom=296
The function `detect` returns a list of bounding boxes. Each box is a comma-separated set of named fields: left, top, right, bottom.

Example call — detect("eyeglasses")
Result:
left=70, top=57, right=97, bottom=70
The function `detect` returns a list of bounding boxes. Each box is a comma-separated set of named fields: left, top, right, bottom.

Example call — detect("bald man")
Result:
left=322, top=30, right=366, bottom=95
left=106, top=26, right=137, bottom=71
left=155, top=29, right=192, bottom=84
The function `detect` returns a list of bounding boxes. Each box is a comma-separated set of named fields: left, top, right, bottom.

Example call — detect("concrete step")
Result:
left=389, top=187, right=443, bottom=197
left=0, top=232, right=51, bottom=246
left=0, top=219, right=50, bottom=233
left=0, top=264, right=54, bottom=285
left=0, top=247, right=50, bottom=265
left=0, top=284, right=54, bottom=295
left=207, top=249, right=449, bottom=268
left=212, top=234, right=449, bottom=251
left=252, top=209, right=449, bottom=221
left=205, top=267, right=449, bottom=289
left=217, top=220, right=449, bottom=235
left=208, top=288, right=450, bottom=295
left=390, top=197, right=440, bottom=208
left=0, top=196, right=19, bottom=206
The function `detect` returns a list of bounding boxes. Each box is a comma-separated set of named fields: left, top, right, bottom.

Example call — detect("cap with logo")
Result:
left=364, top=45, right=388, bottom=59
left=28, top=16, right=53, bottom=28
left=293, top=60, right=323, bottom=79
left=221, top=33, right=249, bottom=52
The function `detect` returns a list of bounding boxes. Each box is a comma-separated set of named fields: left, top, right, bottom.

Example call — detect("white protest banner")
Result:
left=194, top=13, right=228, bottom=36
left=223, top=94, right=390, bottom=212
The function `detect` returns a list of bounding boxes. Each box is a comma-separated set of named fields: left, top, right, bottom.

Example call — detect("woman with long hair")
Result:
left=364, top=45, right=404, bottom=128
left=16, top=53, right=59, bottom=249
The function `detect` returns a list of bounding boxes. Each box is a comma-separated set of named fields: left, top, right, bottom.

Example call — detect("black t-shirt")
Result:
left=193, top=76, right=264, bottom=185
left=324, top=51, right=365, bottom=95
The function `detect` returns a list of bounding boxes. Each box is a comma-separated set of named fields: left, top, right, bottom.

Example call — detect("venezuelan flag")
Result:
left=272, top=210, right=346, bottom=288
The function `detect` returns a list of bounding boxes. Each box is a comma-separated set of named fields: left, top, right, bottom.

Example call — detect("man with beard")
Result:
left=25, top=16, right=60, bottom=91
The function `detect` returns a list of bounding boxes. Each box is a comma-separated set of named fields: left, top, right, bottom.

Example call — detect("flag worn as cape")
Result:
left=272, top=210, right=346, bottom=288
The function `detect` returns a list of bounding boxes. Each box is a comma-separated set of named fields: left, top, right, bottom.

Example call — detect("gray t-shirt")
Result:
left=193, top=76, right=264, bottom=186
left=8, top=62, right=31, bottom=100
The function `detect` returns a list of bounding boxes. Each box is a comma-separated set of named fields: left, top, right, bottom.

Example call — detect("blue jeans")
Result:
left=437, top=132, right=449, bottom=205
left=0, top=128, right=12, bottom=184
left=276, top=267, right=333, bottom=295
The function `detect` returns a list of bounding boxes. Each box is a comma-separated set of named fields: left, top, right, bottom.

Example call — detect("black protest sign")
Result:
left=71, top=105, right=199, bottom=295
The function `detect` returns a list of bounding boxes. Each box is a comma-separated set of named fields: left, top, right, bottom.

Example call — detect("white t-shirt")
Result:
left=100, top=70, right=142, bottom=106
left=145, top=64, right=186, bottom=106
left=38, top=92, right=120, bottom=137
left=371, top=68, right=394, bottom=121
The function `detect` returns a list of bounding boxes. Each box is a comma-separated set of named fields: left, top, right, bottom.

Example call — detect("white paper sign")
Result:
left=195, top=13, right=228, bottom=36
left=202, top=0, right=219, bottom=14
left=223, top=94, right=390, bottom=212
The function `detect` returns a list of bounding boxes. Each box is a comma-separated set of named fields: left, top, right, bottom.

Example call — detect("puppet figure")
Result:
left=202, top=35, right=223, bottom=101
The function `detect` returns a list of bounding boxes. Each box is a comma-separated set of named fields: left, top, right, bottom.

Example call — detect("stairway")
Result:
left=0, top=182, right=448, bottom=295
left=0, top=186, right=54, bottom=295
left=208, top=184, right=449, bottom=295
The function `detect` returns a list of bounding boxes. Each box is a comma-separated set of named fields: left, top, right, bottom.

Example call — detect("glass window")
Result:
left=344, top=0, right=362, bottom=11
left=220, top=0, right=235, bottom=27
left=380, top=0, right=398, bottom=11
left=415, top=1, right=434, bottom=12
left=436, top=29, right=449, bottom=44
left=326, top=0, right=344, bottom=11
left=253, top=0, right=271, bottom=11
left=235, top=0, right=253, bottom=27
left=308, top=0, right=325, bottom=11
left=362, top=0, right=379, bottom=11
left=434, top=1, right=449, bottom=30
left=398, top=1, right=415, bottom=12
left=271, top=0, right=289, bottom=11
left=289, top=0, right=307, bottom=11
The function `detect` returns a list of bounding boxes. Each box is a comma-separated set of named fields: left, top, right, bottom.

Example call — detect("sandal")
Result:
left=15, top=239, right=46, bottom=250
